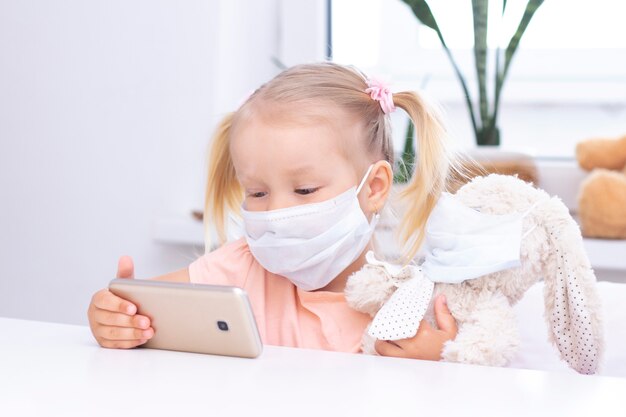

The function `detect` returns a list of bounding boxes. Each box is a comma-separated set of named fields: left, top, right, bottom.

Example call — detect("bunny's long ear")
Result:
left=543, top=198, right=604, bottom=375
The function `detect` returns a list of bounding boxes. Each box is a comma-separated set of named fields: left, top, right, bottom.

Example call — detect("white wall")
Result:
left=3, top=0, right=620, bottom=327
left=0, top=0, right=289, bottom=325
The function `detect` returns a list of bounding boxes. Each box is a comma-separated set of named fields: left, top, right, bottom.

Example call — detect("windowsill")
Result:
left=152, top=153, right=622, bottom=272
left=152, top=213, right=626, bottom=272
left=532, top=156, right=587, bottom=212
left=152, top=216, right=205, bottom=247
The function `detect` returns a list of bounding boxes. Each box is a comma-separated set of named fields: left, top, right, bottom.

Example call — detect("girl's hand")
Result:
left=374, top=294, right=457, bottom=360
left=87, top=256, right=154, bottom=349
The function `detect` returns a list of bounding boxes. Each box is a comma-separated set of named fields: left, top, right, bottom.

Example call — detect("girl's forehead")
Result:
left=230, top=111, right=368, bottom=178
left=232, top=115, right=342, bottom=156
left=231, top=105, right=366, bottom=156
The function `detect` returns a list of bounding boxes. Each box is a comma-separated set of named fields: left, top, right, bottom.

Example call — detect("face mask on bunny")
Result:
left=344, top=174, right=605, bottom=375
left=241, top=164, right=381, bottom=291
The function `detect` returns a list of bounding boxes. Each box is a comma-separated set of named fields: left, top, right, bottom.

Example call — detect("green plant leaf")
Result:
left=503, top=0, right=544, bottom=82
left=493, top=0, right=507, bottom=134
left=401, top=0, right=479, bottom=137
left=402, top=0, right=443, bottom=40
left=270, top=56, right=288, bottom=70
left=394, top=119, right=415, bottom=183
left=472, top=0, right=489, bottom=129
left=491, top=0, right=544, bottom=133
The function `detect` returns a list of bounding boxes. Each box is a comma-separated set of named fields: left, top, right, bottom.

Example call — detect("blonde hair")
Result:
left=204, top=62, right=454, bottom=260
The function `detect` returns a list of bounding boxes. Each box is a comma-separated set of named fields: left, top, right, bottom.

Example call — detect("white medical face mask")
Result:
left=420, top=192, right=535, bottom=284
left=241, top=165, right=379, bottom=291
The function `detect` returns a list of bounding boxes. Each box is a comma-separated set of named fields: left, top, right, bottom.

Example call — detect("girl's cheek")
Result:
left=244, top=198, right=263, bottom=211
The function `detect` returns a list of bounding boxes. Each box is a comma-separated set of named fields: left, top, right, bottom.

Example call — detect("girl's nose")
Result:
left=267, top=194, right=297, bottom=211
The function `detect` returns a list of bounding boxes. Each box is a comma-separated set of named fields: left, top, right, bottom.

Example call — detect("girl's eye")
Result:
left=247, top=191, right=267, bottom=198
left=295, top=187, right=319, bottom=195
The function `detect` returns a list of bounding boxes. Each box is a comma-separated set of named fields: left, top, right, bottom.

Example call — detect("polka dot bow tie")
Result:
left=365, top=252, right=434, bottom=341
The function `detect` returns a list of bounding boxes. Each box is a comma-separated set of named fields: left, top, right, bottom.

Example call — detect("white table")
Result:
left=0, top=318, right=624, bottom=417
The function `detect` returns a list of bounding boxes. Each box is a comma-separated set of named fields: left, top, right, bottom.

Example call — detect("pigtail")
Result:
left=203, top=112, right=243, bottom=252
left=393, top=92, right=455, bottom=262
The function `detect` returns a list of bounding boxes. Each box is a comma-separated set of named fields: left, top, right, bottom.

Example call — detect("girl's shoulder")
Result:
left=204, top=237, right=252, bottom=260
left=188, top=238, right=259, bottom=288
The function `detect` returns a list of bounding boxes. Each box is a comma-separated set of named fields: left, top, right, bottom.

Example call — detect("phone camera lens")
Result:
left=217, top=321, right=229, bottom=331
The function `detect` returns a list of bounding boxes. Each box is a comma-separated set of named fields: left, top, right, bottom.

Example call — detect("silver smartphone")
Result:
left=108, top=279, right=263, bottom=358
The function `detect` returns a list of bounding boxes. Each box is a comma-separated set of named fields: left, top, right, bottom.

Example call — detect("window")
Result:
left=331, top=0, right=626, bottom=156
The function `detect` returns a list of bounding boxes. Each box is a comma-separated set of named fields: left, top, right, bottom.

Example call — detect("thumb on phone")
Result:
left=117, top=255, right=135, bottom=279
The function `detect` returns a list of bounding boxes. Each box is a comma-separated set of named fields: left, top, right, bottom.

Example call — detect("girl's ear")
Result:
left=365, top=160, right=393, bottom=213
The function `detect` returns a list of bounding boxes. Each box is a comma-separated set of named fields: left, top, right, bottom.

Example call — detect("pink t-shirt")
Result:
left=188, top=238, right=371, bottom=353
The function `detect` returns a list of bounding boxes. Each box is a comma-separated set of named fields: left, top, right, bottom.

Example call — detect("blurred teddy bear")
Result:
left=576, top=134, right=626, bottom=239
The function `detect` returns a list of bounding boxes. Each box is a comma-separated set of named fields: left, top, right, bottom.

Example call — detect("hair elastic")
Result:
left=365, top=78, right=396, bottom=114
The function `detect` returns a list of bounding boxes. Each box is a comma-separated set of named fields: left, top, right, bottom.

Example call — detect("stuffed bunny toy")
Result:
left=345, top=174, right=604, bottom=375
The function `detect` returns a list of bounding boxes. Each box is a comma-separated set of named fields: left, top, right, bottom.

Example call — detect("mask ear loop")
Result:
left=356, top=164, right=381, bottom=225
left=521, top=200, right=543, bottom=239
left=356, top=164, right=375, bottom=195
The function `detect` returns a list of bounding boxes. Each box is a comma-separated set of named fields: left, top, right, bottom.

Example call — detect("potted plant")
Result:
left=395, top=0, right=545, bottom=185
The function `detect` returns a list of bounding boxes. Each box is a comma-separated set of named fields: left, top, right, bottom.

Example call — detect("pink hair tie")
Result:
left=365, top=78, right=396, bottom=114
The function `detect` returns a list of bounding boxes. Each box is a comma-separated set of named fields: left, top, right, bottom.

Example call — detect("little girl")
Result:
left=87, top=62, right=458, bottom=360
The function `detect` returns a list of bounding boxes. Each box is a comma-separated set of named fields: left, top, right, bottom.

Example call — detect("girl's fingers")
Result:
left=380, top=320, right=441, bottom=360
left=99, top=338, right=149, bottom=350
left=97, top=325, right=154, bottom=342
left=433, top=294, right=458, bottom=335
left=91, top=289, right=137, bottom=315
left=93, top=309, right=150, bottom=329
left=374, top=339, right=406, bottom=358
left=116, top=255, right=135, bottom=279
